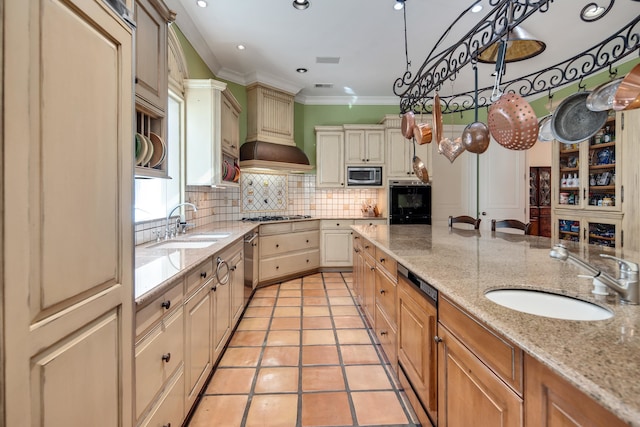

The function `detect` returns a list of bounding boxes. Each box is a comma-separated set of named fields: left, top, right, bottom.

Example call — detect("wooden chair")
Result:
left=448, top=215, right=481, bottom=230
left=491, top=219, right=532, bottom=235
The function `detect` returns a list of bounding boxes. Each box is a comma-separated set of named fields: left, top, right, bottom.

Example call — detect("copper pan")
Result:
left=432, top=93, right=443, bottom=143
left=614, top=63, right=640, bottom=111
left=412, top=122, right=433, bottom=145
left=401, top=112, right=415, bottom=139
left=488, top=92, right=539, bottom=150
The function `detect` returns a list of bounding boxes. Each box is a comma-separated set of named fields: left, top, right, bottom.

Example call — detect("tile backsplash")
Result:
left=135, top=173, right=383, bottom=245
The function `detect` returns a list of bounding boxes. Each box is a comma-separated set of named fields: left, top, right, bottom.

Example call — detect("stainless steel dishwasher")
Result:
left=244, top=230, right=259, bottom=300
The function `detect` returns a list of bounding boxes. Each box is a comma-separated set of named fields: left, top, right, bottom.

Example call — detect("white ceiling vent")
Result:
left=316, top=56, right=340, bottom=64
left=314, top=83, right=334, bottom=89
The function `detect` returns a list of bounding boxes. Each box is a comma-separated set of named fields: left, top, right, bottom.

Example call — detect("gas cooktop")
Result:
left=241, top=215, right=312, bottom=222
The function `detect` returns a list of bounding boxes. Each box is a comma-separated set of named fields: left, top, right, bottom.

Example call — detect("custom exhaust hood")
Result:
left=239, top=83, right=313, bottom=172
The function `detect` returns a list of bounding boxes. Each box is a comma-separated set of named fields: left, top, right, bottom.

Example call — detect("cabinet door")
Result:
left=231, top=250, right=246, bottom=324
left=134, top=0, right=170, bottom=113
left=621, top=109, right=640, bottom=252
left=387, top=129, right=414, bottom=177
left=437, top=325, right=523, bottom=427
left=366, top=130, right=386, bottom=164
left=353, top=238, right=364, bottom=306
left=316, top=131, right=345, bottom=187
left=184, top=283, right=212, bottom=410
left=4, top=1, right=134, bottom=425
left=221, top=90, right=241, bottom=157
left=321, top=230, right=353, bottom=267
left=212, top=272, right=232, bottom=361
left=345, top=130, right=366, bottom=163
left=524, top=354, right=626, bottom=427
left=397, top=277, right=437, bottom=422
left=362, top=254, right=376, bottom=327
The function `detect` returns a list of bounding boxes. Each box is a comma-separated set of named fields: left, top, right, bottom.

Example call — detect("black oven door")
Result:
left=389, top=184, right=432, bottom=224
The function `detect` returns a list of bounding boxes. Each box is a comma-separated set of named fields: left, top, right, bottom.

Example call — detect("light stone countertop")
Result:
left=352, top=223, right=640, bottom=425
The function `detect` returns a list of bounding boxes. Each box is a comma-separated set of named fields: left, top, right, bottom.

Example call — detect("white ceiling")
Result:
left=166, top=0, right=640, bottom=106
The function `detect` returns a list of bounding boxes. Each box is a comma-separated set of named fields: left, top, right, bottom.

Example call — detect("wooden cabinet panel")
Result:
left=212, top=266, right=231, bottom=362
left=397, top=276, right=437, bottom=422
left=246, top=83, right=295, bottom=145
left=184, top=283, right=212, bottom=410
left=362, top=252, right=376, bottom=327
left=186, top=258, right=214, bottom=296
left=135, top=307, right=184, bottom=420
left=229, top=246, right=246, bottom=324
left=345, top=128, right=385, bottom=164
left=321, top=229, right=353, bottom=267
left=621, top=109, right=640, bottom=252
left=374, top=305, right=397, bottom=367
left=439, top=297, right=523, bottom=394
left=375, top=268, right=397, bottom=322
left=375, top=246, right=397, bottom=279
left=524, top=354, right=626, bottom=427
left=316, top=128, right=345, bottom=188
left=438, top=324, right=523, bottom=427
left=260, top=230, right=319, bottom=257
left=136, top=282, right=184, bottom=337
left=138, top=368, right=185, bottom=427
left=260, top=249, right=320, bottom=281
left=221, top=89, right=242, bottom=157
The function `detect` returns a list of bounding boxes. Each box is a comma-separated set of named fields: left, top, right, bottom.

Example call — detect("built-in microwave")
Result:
left=346, top=166, right=383, bottom=186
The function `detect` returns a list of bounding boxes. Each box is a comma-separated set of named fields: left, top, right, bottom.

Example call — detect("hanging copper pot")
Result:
left=613, top=63, right=640, bottom=111
left=401, top=112, right=416, bottom=139
left=432, top=93, right=443, bottom=144
left=461, top=121, right=490, bottom=153
left=488, top=92, right=539, bottom=150
left=412, top=122, right=433, bottom=145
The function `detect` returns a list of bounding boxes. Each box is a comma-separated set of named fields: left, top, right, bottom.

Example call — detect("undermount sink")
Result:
left=185, top=232, right=232, bottom=239
left=485, top=288, right=613, bottom=321
left=147, top=240, right=218, bottom=249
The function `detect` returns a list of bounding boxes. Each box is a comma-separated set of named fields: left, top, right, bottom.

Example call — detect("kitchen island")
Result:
left=352, top=223, right=640, bottom=426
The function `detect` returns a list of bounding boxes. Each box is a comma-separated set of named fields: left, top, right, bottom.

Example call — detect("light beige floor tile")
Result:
left=261, top=346, right=300, bottom=367
left=249, top=297, right=276, bottom=307
left=188, top=395, right=248, bottom=427
left=273, top=306, right=302, bottom=317
left=253, top=287, right=279, bottom=297
left=303, top=306, right=331, bottom=317
left=344, top=365, right=393, bottom=390
left=204, top=368, right=255, bottom=394
left=254, top=367, right=299, bottom=393
left=301, top=366, right=345, bottom=392
left=279, top=289, right=302, bottom=298
left=331, top=306, right=360, bottom=316
left=276, top=297, right=301, bottom=307
left=336, top=329, right=372, bottom=345
left=329, top=296, right=355, bottom=306
left=302, top=316, right=333, bottom=329
left=303, top=296, right=328, bottom=306
left=302, top=329, right=336, bottom=346
left=340, top=344, right=380, bottom=365
left=266, top=330, right=300, bottom=346
left=270, top=317, right=301, bottom=330
left=243, top=306, right=274, bottom=318
left=218, top=347, right=262, bottom=367
left=237, top=317, right=271, bottom=331
left=332, top=316, right=365, bottom=329
left=302, top=345, right=340, bottom=366
left=229, top=330, right=266, bottom=347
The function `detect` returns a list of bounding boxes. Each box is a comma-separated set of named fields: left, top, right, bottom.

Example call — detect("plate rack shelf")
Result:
left=135, top=107, right=169, bottom=179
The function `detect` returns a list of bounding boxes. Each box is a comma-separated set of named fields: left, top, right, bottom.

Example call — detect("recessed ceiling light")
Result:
left=393, top=0, right=405, bottom=11
left=237, top=44, right=246, bottom=51
left=471, top=3, right=483, bottom=13
left=296, top=68, right=308, bottom=73
left=292, top=0, right=310, bottom=10
left=196, top=0, right=207, bottom=7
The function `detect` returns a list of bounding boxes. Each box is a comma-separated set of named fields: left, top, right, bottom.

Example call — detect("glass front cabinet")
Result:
left=552, top=112, right=624, bottom=250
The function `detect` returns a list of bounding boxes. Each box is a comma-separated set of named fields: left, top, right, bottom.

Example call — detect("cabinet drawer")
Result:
left=138, top=367, right=185, bottom=427
left=439, top=296, right=523, bottom=395
left=185, top=258, right=213, bottom=296
left=135, top=307, right=184, bottom=420
left=320, top=219, right=354, bottom=230
left=361, top=237, right=375, bottom=258
left=375, top=268, right=396, bottom=323
left=136, top=281, right=184, bottom=337
left=353, top=232, right=363, bottom=250
left=260, top=249, right=319, bottom=281
left=293, top=219, right=320, bottom=232
left=260, top=222, right=292, bottom=236
left=260, top=230, right=319, bottom=257
left=375, top=304, right=397, bottom=366
left=375, top=246, right=397, bottom=279
left=354, top=219, right=387, bottom=226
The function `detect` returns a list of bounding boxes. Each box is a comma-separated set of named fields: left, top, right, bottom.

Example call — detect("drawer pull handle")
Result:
left=380, top=331, right=388, bottom=336
left=337, top=223, right=340, bottom=226
left=161, top=353, right=171, bottom=363
left=211, top=285, right=217, bottom=292
left=162, top=424, right=171, bottom=427
left=354, top=248, right=360, bottom=253
left=276, top=244, right=280, bottom=248
left=161, top=300, right=171, bottom=310
left=230, top=266, right=236, bottom=271
left=379, top=257, right=385, bottom=263
left=306, top=239, right=309, bottom=243
left=370, top=266, right=375, bottom=271
left=434, top=336, right=443, bottom=343
left=200, top=271, right=207, bottom=279
left=276, top=266, right=279, bottom=270
left=354, top=236, right=359, bottom=239
left=380, top=289, right=386, bottom=295
left=364, top=245, right=370, bottom=249
left=306, top=259, right=310, bottom=263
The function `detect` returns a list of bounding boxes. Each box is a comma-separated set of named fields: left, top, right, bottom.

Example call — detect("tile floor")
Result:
left=187, top=272, right=419, bottom=427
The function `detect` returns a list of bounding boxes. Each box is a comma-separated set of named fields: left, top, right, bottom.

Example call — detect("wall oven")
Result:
left=389, top=180, right=432, bottom=224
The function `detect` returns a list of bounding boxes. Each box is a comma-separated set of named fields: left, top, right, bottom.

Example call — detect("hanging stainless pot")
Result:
left=551, top=91, right=608, bottom=144
left=537, top=114, right=554, bottom=141
left=586, top=77, right=623, bottom=111
left=461, top=121, right=490, bottom=154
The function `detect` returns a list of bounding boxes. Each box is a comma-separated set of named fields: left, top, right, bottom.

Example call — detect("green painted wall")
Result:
left=173, top=24, right=639, bottom=170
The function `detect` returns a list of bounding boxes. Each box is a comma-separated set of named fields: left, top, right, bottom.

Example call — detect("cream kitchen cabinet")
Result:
left=315, top=126, right=345, bottom=188
left=135, top=293, right=184, bottom=424
left=437, top=296, right=523, bottom=427
left=320, top=220, right=354, bottom=267
left=620, top=109, right=640, bottom=252
left=184, top=277, right=213, bottom=411
left=259, top=220, right=320, bottom=284
left=212, top=256, right=232, bottom=361
left=246, top=83, right=295, bottom=145
left=553, top=210, right=622, bottom=253
left=185, top=79, right=242, bottom=187
left=229, top=245, right=246, bottom=324
left=344, top=125, right=385, bottom=164
left=3, top=1, right=135, bottom=425
left=386, top=127, right=432, bottom=178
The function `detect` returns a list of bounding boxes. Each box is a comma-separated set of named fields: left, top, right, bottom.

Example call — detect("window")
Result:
left=134, top=90, right=184, bottom=222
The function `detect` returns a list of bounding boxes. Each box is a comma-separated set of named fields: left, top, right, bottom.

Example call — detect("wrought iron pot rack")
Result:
left=393, top=0, right=640, bottom=114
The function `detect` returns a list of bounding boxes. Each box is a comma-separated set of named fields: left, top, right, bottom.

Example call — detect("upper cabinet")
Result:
left=246, top=83, right=296, bottom=146
left=344, top=125, right=385, bottom=164
left=315, top=127, right=345, bottom=188
left=185, top=79, right=242, bottom=187
left=134, top=0, right=174, bottom=178
left=382, top=115, right=432, bottom=179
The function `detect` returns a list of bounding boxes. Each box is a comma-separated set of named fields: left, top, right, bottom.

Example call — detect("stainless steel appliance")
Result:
left=389, top=180, right=432, bottom=224
left=346, top=166, right=383, bottom=186
left=244, top=231, right=259, bottom=298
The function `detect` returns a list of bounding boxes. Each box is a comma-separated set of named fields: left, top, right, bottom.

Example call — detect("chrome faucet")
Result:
left=549, top=244, right=639, bottom=305
left=165, top=202, right=197, bottom=239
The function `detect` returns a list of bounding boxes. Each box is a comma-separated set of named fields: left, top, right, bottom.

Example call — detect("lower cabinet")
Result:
left=362, top=248, right=376, bottom=327
left=320, top=219, right=354, bottom=267
left=184, top=282, right=212, bottom=410
left=138, top=368, right=184, bottom=427
left=397, top=274, right=437, bottom=424
left=212, top=255, right=232, bottom=362
left=524, top=354, right=627, bottom=427
left=259, top=220, right=320, bottom=284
